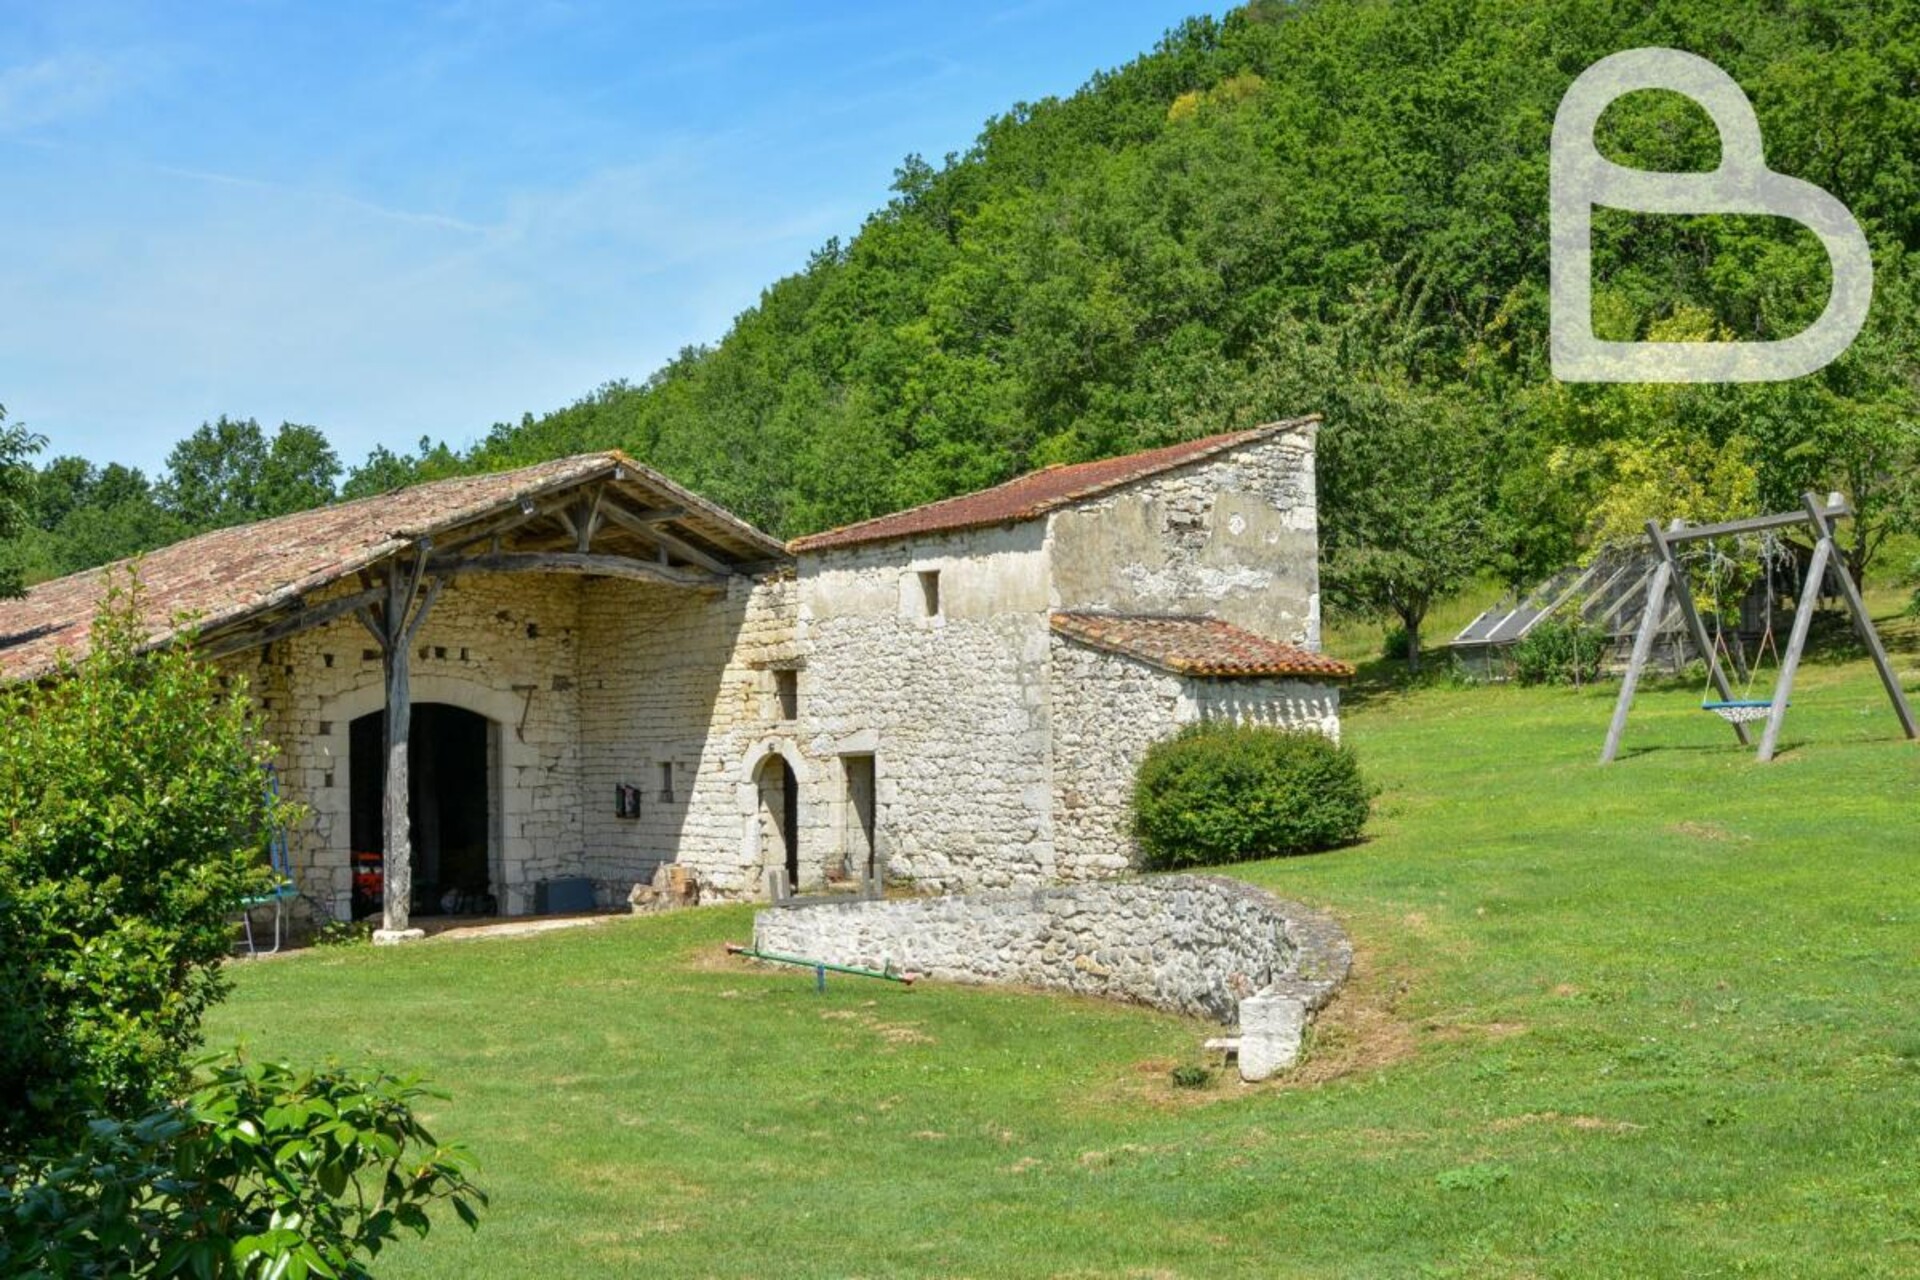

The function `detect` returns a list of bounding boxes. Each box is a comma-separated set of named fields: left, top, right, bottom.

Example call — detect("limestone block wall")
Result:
left=1047, top=635, right=1345, bottom=879
left=750, top=875, right=1351, bottom=1063
left=1047, top=636, right=1187, bottom=881
left=577, top=573, right=805, bottom=902
left=229, top=572, right=589, bottom=920
left=796, top=522, right=1056, bottom=892
left=1047, top=426, right=1322, bottom=647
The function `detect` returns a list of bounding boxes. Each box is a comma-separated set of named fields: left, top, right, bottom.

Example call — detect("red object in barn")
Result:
left=351, top=850, right=383, bottom=915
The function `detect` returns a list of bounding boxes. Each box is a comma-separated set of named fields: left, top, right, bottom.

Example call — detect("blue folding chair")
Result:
left=236, top=766, right=299, bottom=956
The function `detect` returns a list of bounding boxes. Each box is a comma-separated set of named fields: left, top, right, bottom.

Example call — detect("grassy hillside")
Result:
left=208, top=614, right=1920, bottom=1278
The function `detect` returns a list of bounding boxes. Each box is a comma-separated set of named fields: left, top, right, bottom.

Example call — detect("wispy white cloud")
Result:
left=0, top=50, right=148, bottom=133
left=0, top=0, right=1194, bottom=471
left=145, top=162, right=493, bottom=235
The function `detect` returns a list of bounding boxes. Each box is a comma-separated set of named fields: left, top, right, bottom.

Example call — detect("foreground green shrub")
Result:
left=0, top=576, right=288, bottom=1153
left=1510, top=618, right=1608, bottom=686
left=1132, top=722, right=1370, bottom=868
left=0, top=1053, right=486, bottom=1278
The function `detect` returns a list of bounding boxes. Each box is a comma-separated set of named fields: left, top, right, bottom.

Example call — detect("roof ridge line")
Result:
left=789, top=416, right=1319, bottom=554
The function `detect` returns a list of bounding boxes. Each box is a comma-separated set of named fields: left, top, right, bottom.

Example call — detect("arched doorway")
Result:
left=348, top=703, right=495, bottom=919
left=754, top=754, right=799, bottom=890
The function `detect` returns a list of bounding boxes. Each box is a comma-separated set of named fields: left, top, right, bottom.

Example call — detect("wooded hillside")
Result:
left=15, top=0, right=1920, bottom=654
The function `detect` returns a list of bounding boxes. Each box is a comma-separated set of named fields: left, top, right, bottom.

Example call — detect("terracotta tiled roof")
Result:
left=788, top=417, right=1319, bottom=553
left=0, top=451, right=785, bottom=683
left=1050, top=612, right=1354, bottom=680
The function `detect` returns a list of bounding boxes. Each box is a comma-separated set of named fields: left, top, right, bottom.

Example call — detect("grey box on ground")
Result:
left=535, top=877, right=596, bottom=914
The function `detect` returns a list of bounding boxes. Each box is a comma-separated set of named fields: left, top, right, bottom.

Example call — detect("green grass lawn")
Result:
left=210, top=618, right=1920, bottom=1278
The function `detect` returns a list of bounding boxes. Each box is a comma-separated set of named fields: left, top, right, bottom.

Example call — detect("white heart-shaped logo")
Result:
left=1550, top=47, right=1873, bottom=383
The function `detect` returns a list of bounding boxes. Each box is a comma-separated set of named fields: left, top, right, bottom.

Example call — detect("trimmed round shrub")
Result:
left=1132, top=722, right=1370, bottom=869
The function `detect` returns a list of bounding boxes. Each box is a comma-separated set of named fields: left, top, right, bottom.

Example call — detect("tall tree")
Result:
left=1318, top=379, right=1496, bottom=672
left=0, top=406, right=46, bottom=598
left=159, top=417, right=339, bottom=528
left=258, top=422, right=341, bottom=517
left=158, top=415, right=270, bottom=527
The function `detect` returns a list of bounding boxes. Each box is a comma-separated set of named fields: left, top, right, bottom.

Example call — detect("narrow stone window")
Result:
left=917, top=569, right=941, bottom=618
left=774, top=669, right=798, bottom=721
left=659, top=761, right=675, bottom=802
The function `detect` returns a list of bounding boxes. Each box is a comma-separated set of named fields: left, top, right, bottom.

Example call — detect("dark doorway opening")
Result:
left=348, top=703, right=492, bottom=920
left=755, top=755, right=799, bottom=891
left=842, top=754, right=875, bottom=881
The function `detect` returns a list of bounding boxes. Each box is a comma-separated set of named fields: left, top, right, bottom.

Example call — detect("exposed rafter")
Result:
left=426, top=550, right=724, bottom=590
left=598, top=497, right=732, bottom=575
left=197, top=584, right=386, bottom=661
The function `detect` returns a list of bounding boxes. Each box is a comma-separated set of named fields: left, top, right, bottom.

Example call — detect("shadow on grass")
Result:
left=1611, top=739, right=1806, bottom=761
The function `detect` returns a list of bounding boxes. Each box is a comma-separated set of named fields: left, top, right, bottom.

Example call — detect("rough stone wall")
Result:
left=795, top=522, right=1056, bottom=892
left=751, top=874, right=1348, bottom=1032
left=1047, top=425, right=1322, bottom=647
left=1046, top=636, right=1187, bottom=881
left=228, top=572, right=589, bottom=920
left=1047, top=636, right=1344, bottom=879
left=576, top=573, right=802, bottom=902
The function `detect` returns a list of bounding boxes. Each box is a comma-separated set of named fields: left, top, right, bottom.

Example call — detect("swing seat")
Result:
left=1700, top=699, right=1781, bottom=725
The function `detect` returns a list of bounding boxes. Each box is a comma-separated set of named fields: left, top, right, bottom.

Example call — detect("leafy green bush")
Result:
left=1169, top=1063, right=1212, bottom=1090
left=1510, top=618, right=1608, bottom=687
left=1132, top=723, right=1370, bottom=869
left=313, top=918, right=375, bottom=948
left=0, top=576, right=288, bottom=1154
left=0, top=1052, right=486, bottom=1278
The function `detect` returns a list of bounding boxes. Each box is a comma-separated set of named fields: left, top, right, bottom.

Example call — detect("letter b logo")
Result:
left=1550, top=48, right=1872, bottom=382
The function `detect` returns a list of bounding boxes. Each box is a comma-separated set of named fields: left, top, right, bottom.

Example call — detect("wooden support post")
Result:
left=1601, top=545, right=1673, bottom=764
left=372, top=543, right=440, bottom=943
left=1756, top=527, right=1831, bottom=763
left=1649, top=519, right=1750, bottom=746
left=380, top=579, right=414, bottom=937
left=1801, top=490, right=1918, bottom=743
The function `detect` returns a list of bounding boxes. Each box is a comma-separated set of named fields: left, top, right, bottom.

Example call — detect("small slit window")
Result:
left=774, top=669, right=798, bottom=721
left=658, top=761, right=675, bottom=802
left=917, top=569, right=941, bottom=619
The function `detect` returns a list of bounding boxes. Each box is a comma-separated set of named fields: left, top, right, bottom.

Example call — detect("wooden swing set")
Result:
left=1600, top=491, right=1918, bottom=764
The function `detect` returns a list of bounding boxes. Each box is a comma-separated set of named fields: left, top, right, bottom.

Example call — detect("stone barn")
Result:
left=0, top=416, right=1350, bottom=933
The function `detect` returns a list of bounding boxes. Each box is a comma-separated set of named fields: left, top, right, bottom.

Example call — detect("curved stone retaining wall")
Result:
left=750, top=874, right=1350, bottom=1079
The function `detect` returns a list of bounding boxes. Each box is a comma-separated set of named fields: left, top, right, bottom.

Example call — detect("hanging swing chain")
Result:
left=1692, top=530, right=1792, bottom=707
left=1696, top=538, right=1736, bottom=702
left=1692, top=532, right=1786, bottom=703
left=1750, top=530, right=1783, bottom=679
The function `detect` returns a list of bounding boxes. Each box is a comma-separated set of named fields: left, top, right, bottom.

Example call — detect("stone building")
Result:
left=0, top=416, right=1350, bottom=930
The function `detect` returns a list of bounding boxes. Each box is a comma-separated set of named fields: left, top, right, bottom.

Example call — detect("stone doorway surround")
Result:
left=738, top=736, right=816, bottom=896
left=312, top=673, right=529, bottom=920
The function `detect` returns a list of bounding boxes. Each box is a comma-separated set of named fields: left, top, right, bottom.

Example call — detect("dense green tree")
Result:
left=0, top=579, right=286, bottom=1152
left=159, top=417, right=338, bottom=528
left=259, top=422, right=341, bottom=516
left=30, top=454, right=98, bottom=531
left=1319, top=381, right=1498, bottom=673
left=435, top=0, right=1920, bottom=585
left=25, top=0, right=1920, bottom=608
left=0, top=407, right=46, bottom=598
left=341, top=435, right=462, bottom=500
left=158, top=415, right=269, bottom=525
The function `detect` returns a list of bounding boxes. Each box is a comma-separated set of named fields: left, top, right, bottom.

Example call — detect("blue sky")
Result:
left=0, top=1, right=1207, bottom=474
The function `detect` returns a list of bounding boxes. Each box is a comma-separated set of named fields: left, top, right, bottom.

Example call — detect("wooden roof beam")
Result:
left=426, top=550, right=724, bottom=591
left=598, top=497, right=732, bottom=575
